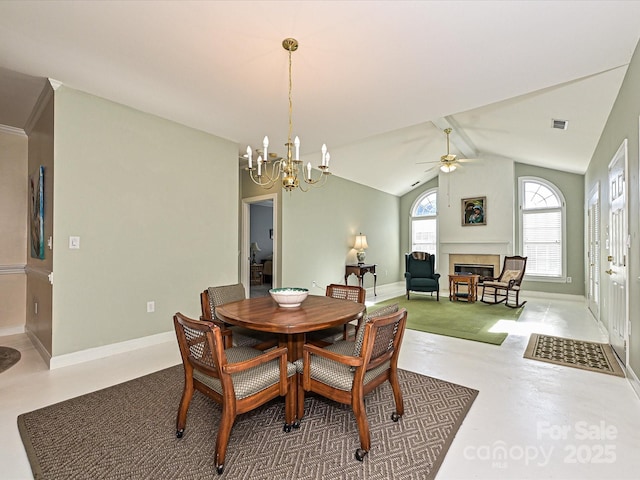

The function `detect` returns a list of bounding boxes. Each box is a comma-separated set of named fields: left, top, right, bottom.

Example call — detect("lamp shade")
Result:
left=354, top=234, right=368, bottom=251
left=250, top=242, right=261, bottom=253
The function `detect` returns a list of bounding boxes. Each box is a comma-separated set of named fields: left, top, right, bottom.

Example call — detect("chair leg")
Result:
left=215, top=403, right=236, bottom=475
left=406, top=290, right=410, bottom=300
left=505, top=291, right=526, bottom=308
left=296, top=373, right=305, bottom=424
left=175, top=377, right=194, bottom=438
left=284, top=375, right=296, bottom=432
left=388, top=370, right=405, bottom=420
left=352, top=394, right=371, bottom=461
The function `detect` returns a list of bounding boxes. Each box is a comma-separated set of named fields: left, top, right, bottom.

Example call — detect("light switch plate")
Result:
left=69, top=236, right=80, bottom=249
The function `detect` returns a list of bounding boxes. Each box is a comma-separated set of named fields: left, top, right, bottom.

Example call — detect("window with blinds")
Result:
left=411, top=189, right=437, bottom=255
left=519, top=178, right=565, bottom=279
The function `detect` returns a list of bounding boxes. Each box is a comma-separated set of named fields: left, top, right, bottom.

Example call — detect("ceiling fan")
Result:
left=417, top=127, right=470, bottom=174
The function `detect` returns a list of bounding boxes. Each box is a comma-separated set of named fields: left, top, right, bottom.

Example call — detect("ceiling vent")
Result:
left=552, top=119, right=568, bottom=130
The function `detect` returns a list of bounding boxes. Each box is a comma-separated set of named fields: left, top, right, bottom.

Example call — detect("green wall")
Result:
left=51, top=87, right=239, bottom=356
left=514, top=163, right=585, bottom=295
left=586, top=39, right=640, bottom=372
left=280, top=174, right=401, bottom=293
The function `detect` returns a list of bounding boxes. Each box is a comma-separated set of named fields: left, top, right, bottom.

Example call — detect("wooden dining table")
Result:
left=215, top=294, right=366, bottom=361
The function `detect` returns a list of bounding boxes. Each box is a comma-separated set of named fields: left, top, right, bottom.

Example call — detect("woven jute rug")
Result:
left=18, top=365, right=478, bottom=480
left=524, top=333, right=625, bottom=377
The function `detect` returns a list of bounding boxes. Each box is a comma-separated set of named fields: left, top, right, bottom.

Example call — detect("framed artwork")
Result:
left=29, top=166, right=45, bottom=259
left=462, top=196, right=486, bottom=226
left=269, top=228, right=274, bottom=239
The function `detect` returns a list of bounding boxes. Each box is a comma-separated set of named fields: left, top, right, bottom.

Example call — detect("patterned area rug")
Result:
left=523, top=333, right=625, bottom=377
left=0, top=346, right=21, bottom=374
left=18, top=365, right=478, bottom=480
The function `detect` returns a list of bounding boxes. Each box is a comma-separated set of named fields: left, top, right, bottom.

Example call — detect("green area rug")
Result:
left=373, top=295, right=524, bottom=345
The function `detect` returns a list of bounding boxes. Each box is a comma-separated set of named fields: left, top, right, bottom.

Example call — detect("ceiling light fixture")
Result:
left=245, top=38, right=331, bottom=192
left=439, top=128, right=457, bottom=173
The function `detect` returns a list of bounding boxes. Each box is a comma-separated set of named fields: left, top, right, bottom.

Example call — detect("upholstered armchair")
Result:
left=173, top=313, right=296, bottom=475
left=404, top=252, right=440, bottom=300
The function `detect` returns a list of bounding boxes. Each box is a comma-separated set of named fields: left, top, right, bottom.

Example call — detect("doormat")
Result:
left=523, top=333, right=625, bottom=377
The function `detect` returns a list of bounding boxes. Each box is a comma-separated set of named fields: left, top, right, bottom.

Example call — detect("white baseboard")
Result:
left=26, top=328, right=52, bottom=366
left=49, top=330, right=175, bottom=370
left=0, top=325, right=25, bottom=337
left=626, top=365, right=640, bottom=401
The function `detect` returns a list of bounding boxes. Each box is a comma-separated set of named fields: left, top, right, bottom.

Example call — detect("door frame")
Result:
left=587, top=183, right=600, bottom=320
left=241, top=193, right=278, bottom=297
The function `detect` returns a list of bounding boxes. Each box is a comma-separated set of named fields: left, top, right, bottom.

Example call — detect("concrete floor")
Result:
left=1, top=282, right=640, bottom=479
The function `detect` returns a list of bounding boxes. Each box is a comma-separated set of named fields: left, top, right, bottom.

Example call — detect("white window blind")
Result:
left=412, top=217, right=437, bottom=253
left=519, top=177, right=565, bottom=279
left=411, top=190, right=437, bottom=255
left=522, top=210, right=562, bottom=276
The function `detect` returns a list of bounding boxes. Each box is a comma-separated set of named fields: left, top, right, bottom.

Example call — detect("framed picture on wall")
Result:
left=462, top=196, right=486, bottom=226
left=29, top=166, right=45, bottom=259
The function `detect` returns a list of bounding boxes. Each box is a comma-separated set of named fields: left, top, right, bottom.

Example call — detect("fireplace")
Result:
left=448, top=253, right=501, bottom=284
left=454, top=263, right=495, bottom=283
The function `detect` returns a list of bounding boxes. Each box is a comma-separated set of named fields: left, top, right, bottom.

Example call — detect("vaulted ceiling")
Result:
left=1, top=1, right=639, bottom=196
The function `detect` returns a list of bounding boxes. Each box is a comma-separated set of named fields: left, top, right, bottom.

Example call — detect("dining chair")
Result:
left=173, top=312, right=296, bottom=475
left=480, top=255, right=527, bottom=308
left=306, top=283, right=366, bottom=345
left=297, top=304, right=407, bottom=461
left=201, top=284, right=278, bottom=349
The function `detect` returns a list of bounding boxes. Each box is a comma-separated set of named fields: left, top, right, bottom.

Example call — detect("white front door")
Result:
left=587, top=185, right=600, bottom=320
left=606, top=140, right=628, bottom=364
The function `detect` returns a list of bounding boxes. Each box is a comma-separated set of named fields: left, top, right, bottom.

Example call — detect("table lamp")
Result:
left=250, top=242, right=261, bottom=264
left=354, top=233, right=368, bottom=264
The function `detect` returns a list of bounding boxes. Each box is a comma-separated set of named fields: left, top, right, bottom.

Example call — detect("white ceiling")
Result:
left=1, top=1, right=639, bottom=196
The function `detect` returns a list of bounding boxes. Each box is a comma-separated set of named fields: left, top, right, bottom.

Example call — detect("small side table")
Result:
left=250, top=264, right=264, bottom=285
left=448, top=274, right=480, bottom=302
left=345, top=264, right=377, bottom=296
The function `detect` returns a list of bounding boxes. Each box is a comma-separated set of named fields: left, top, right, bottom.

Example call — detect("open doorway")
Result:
left=242, top=194, right=277, bottom=298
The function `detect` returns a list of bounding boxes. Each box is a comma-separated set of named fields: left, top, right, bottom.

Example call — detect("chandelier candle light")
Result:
left=246, top=38, right=331, bottom=192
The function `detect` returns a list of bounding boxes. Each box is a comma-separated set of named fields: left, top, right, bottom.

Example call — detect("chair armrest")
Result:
left=303, top=343, right=363, bottom=368
left=433, top=273, right=441, bottom=280
left=223, top=346, right=288, bottom=374
left=404, top=272, right=412, bottom=280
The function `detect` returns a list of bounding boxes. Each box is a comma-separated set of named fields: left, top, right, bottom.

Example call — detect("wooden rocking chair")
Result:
left=481, top=255, right=527, bottom=308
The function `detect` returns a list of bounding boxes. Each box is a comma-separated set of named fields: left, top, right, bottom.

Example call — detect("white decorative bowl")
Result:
left=269, top=287, right=309, bottom=308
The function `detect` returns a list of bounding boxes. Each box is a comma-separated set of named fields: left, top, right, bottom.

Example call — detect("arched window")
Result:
left=410, top=189, right=437, bottom=255
left=519, top=177, right=566, bottom=280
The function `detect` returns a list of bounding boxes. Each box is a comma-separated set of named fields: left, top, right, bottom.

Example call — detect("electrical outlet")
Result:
left=146, top=301, right=155, bottom=313
left=566, top=277, right=572, bottom=283
left=69, top=236, right=80, bottom=249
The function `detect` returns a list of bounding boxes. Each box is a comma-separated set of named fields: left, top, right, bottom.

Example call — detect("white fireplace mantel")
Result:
left=440, top=241, right=512, bottom=256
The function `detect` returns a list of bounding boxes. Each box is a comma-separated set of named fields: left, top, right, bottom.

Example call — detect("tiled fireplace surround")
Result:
left=443, top=241, right=511, bottom=280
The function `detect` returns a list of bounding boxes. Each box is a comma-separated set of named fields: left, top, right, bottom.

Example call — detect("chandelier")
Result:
left=245, top=38, right=331, bottom=192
